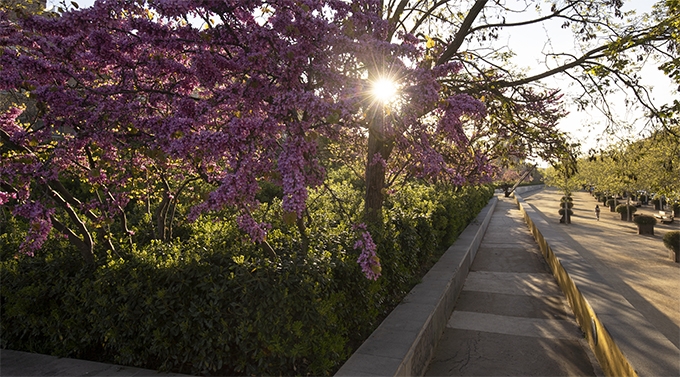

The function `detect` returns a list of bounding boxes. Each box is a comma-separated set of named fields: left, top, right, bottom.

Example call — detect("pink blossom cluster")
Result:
left=388, top=90, right=488, bottom=183
left=236, top=214, right=271, bottom=243
left=279, top=135, right=313, bottom=217
left=353, top=223, right=381, bottom=280
left=438, top=94, right=486, bottom=146
left=11, top=201, right=54, bottom=256
left=0, top=191, right=16, bottom=205
left=0, top=107, right=24, bottom=141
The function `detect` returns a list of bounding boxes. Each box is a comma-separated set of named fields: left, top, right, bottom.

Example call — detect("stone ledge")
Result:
left=513, top=193, right=679, bottom=377
left=513, top=184, right=545, bottom=194
left=335, top=196, right=498, bottom=377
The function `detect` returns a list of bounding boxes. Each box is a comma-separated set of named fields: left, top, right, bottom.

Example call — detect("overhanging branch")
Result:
left=436, top=0, right=489, bottom=66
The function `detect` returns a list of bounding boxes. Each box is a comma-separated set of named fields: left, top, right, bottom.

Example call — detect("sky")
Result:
left=49, top=0, right=676, bottom=160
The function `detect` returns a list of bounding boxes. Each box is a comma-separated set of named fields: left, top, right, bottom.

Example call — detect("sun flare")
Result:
left=371, top=78, right=398, bottom=104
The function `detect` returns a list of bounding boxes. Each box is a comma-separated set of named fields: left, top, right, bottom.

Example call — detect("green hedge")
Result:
left=633, top=215, right=656, bottom=225
left=1, top=179, right=493, bottom=375
left=663, top=231, right=680, bottom=251
left=615, top=204, right=637, bottom=214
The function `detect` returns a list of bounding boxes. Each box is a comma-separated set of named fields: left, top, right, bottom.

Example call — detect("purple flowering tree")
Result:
left=4, top=0, right=662, bottom=275
left=0, top=0, right=493, bottom=269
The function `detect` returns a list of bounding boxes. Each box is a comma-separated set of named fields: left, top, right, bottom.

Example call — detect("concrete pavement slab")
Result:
left=425, top=196, right=599, bottom=377
left=453, top=291, right=571, bottom=320
left=462, top=271, right=564, bottom=297
left=447, top=311, right=583, bottom=340
left=426, top=329, right=595, bottom=377
left=472, top=245, right=551, bottom=272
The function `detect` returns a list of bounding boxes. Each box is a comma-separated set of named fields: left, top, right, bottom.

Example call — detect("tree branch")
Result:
left=495, top=45, right=608, bottom=88
left=51, top=216, right=94, bottom=265
left=436, top=0, right=489, bottom=66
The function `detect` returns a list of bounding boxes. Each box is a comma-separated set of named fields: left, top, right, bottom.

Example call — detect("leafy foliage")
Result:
left=1, top=180, right=493, bottom=375
left=577, top=127, right=679, bottom=201
left=633, top=214, right=657, bottom=225
left=663, top=231, right=680, bottom=251
left=558, top=208, right=574, bottom=216
left=615, top=204, right=637, bottom=214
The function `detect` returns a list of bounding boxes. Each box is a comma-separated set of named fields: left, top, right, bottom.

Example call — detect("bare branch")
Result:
left=436, top=0, right=489, bottom=66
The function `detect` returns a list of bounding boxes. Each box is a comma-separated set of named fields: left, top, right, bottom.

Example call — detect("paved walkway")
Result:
left=521, top=188, right=680, bottom=349
left=0, top=349, right=188, bottom=376
left=425, top=195, right=602, bottom=376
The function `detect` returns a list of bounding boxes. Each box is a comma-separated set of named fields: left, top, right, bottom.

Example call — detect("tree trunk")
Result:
left=364, top=107, right=393, bottom=227
left=51, top=217, right=95, bottom=266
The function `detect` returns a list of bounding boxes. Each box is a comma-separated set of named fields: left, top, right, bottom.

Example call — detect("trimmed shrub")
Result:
left=558, top=208, right=573, bottom=216
left=615, top=204, right=636, bottom=213
left=663, top=231, right=680, bottom=252
left=633, top=215, right=656, bottom=225
left=615, top=204, right=637, bottom=214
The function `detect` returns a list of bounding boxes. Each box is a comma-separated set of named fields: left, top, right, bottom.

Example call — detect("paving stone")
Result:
left=425, top=329, right=596, bottom=377
left=453, top=290, right=571, bottom=320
